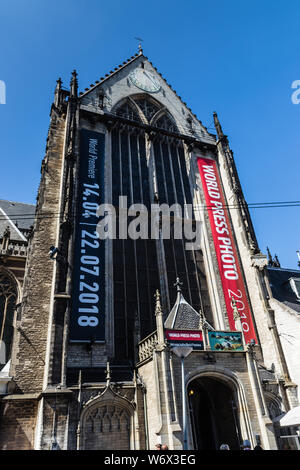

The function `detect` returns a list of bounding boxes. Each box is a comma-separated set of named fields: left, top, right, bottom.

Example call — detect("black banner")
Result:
left=69, top=129, right=105, bottom=342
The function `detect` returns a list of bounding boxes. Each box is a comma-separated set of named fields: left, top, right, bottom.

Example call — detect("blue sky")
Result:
left=1, top=0, right=299, bottom=268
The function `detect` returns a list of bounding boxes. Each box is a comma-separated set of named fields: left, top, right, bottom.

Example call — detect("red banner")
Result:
left=197, top=157, right=257, bottom=344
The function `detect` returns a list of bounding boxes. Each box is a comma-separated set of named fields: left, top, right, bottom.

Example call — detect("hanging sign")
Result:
left=197, top=157, right=257, bottom=344
left=208, top=331, right=244, bottom=351
left=165, top=329, right=204, bottom=350
left=69, top=129, right=105, bottom=342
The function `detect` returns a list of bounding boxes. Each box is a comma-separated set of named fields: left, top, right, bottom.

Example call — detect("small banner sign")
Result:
left=165, top=329, right=204, bottom=350
left=197, top=156, right=257, bottom=344
left=208, top=331, right=244, bottom=351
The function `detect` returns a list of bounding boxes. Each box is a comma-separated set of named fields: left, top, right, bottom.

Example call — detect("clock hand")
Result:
left=143, top=71, right=158, bottom=87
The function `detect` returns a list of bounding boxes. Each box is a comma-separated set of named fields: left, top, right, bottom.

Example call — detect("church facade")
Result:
left=0, top=49, right=299, bottom=450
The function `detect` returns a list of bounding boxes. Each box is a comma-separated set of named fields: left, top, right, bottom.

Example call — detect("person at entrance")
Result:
left=219, top=444, right=230, bottom=450
left=242, top=439, right=251, bottom=450
left=253, top=444, right=264, bottom=450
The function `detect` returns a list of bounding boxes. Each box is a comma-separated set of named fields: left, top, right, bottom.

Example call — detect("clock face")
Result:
left=129, top=69, right=161, bottom=93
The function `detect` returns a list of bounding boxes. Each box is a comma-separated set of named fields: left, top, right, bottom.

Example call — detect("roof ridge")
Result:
left=145, top=58, right=211, bottom=133
left=0, top=199, right=35, bottom=207
left=79, top=52, right=142, bottom=98
left=268, top=266, right=300, bottom=273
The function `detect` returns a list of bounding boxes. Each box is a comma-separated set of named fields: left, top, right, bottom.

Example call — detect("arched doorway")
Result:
left=188, top=376, right=242, bottom=450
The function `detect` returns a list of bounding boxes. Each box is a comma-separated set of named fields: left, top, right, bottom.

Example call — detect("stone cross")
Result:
left=174, top=277, right=183, bottom=293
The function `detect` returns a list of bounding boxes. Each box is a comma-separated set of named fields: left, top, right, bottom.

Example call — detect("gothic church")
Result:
left=0, top=48, right=299, bottom=450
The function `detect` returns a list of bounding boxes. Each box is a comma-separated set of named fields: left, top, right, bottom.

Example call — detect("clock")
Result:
left=129, top=69, right=161, bottom=93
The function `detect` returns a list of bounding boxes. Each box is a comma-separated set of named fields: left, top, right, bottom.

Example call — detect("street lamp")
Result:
left=172, top=346, right=193, bottom=450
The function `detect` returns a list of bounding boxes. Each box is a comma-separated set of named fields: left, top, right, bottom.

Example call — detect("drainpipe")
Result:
left=142, top=385, right=150, bottom=450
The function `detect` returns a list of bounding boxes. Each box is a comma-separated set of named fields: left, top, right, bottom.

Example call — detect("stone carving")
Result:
left=79, top=385, right=135, bottom=450
left=251, top=254, right=268, bottom=271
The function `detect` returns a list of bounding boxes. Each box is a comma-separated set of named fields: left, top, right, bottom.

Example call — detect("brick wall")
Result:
left=0, top=400, right=38, bottom=449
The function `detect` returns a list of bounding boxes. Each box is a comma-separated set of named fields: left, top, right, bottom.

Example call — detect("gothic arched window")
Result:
left=0, top=270, right=17, bottom=367
left=114, top=96, right=179, bottom=134
left=267, top=397, right=282, bottom=420
left=132, top=97, right=160, bottom=122
left=154, top=113, right=178, bottom=133
left=115, top=102, right=141, bottom=123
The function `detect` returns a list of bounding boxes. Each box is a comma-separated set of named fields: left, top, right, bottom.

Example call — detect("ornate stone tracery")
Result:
left=79, top=385, right=135, bottom=450
left=113, top=95, right=178, bottom=134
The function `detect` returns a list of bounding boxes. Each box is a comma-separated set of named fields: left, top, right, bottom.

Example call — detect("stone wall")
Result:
left=0, top=399, right=38, bottom=449
left=138, top=349, right=277, bottom=450
left=0, top=106, right=66, bottom=450
left=270, top=298, right=300, bottom=403
left=9, top=108, right=66, bottom=393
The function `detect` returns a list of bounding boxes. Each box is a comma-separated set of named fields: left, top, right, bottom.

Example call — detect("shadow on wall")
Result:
left=0, top=401, right=37, bottom=450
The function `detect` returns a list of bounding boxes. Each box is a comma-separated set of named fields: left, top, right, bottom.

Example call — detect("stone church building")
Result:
left=0, top=49, right=299, bottom=450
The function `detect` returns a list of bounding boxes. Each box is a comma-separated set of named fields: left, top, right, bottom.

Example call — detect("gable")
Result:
left=79, top=54, right=215, bottom=144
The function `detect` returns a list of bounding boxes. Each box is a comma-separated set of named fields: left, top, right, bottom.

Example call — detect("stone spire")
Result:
left=273, top=254, right=281, bottom=268
left=198, top=308, right=206, bottom=329
left=105, top=361, right=111, bottom=386
left=56, top=77, right=62, bottom=88
left=213, top=111, right=224, bottom=140
left=1, top=226, right=10, bottom=251
left=267, top=246, right=273, bottom=265
left=267, top=247, right=281, bottom=268
left=155, top=290, right=165, bottom=347
left=54, top=77, right=62, bottom=107
left=174, top=277, right=183, bottom=295
left=70, top=69, right=78, bottom=98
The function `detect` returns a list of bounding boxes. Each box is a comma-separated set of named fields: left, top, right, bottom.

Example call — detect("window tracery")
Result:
left=114, top=96, right=178, bottom=133
left=115, top=102, right=141, bottom=123
left=154, top=113, right=177, bottom=133
left=82, top=401, right=131, bottom=450
left=133, top=97, right=160, bottom=122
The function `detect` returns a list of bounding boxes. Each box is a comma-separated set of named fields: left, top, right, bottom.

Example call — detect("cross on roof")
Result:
left=134, top=37, right=143, bottom=53
left=174, top=277, right=183, bottom=293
